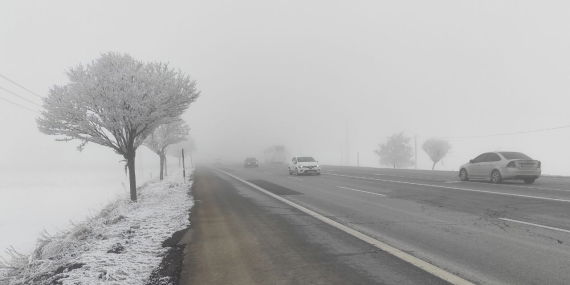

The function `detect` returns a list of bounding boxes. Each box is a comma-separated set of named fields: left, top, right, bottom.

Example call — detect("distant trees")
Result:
left=144, top=119, right=189, bottom=180
left=375, top=132, right=413, bottom=168
left=264, top=145, right=289, bottom=164
left=422, top=138, right=451, bottom=170
left=37, top=52, right=200, bottom=201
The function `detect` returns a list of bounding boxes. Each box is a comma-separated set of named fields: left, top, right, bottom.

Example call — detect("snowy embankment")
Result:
left=0, top=172, right=193, bottom=285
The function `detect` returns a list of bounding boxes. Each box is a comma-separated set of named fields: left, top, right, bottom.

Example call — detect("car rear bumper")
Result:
left=501, top=168, right=541, bottom=179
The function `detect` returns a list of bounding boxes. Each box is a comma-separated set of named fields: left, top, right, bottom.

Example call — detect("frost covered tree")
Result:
left=144, top=119, right=189, bottom=180
left=422, top=138, right=451, bottom=170
left=37, top=53, right=200, bottom=201
left=375, top=132, right=414, bottom=168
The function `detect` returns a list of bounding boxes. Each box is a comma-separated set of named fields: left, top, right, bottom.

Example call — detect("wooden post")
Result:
left=182, top=148, right=186, bottom=179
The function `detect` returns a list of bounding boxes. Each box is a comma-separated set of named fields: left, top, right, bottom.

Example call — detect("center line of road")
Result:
left=217, top=169, right=475, bottom=285
left=498, top=218, right=570, bottom=234
left=336, top=186, right=386, bottom=197
left=324, top=172, right=570, bottom=204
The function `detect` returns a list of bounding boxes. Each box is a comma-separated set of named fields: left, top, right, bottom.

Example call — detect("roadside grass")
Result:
left=0, top=173, right=193, bottom=285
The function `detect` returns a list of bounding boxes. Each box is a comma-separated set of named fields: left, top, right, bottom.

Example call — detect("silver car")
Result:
left=459, top=152, right=541, bottom=184
left=288, top=156, right=321, bottom=175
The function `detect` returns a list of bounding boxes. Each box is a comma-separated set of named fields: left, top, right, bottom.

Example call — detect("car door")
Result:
left=469, top=153, right=489, bottom=178
left=483, top=153, right=502, bottom=177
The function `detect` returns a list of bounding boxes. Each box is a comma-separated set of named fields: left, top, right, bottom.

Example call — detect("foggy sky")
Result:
left=2, top=0, right=570, bottom=174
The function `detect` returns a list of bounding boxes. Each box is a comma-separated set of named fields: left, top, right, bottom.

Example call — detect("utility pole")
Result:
left=345, top=120, right=350, bottom=166
left=182, top=148, right=186, bottom=179
left=414, top=135, right=418, bottom=169
left=357, top=152, right=360, bottom=167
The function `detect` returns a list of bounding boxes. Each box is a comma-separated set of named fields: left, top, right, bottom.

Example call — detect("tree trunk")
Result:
left=393, top=162, right=396, bottom=169
left=159, top=152, right=165, bottom=180
left=164, top=156, right=168, bottom=177
left=127, top=151, right=137, bottom=202
left=432, top=161, right=436, bottom=170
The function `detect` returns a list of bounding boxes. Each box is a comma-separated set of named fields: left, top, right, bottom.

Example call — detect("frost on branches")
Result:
left=144, top=119, right=190, bottom=180
left=37, top=52, right=200, bottom=201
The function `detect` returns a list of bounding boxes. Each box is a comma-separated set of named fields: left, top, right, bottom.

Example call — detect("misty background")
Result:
left=1, top=0, right=570, bottom=256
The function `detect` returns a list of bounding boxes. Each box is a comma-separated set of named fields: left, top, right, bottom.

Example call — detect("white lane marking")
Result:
left=330, top=171, right=570, bottom=193
left=462, top=181, right=568, bottom=192
left=323, top=172, right=570, bottom=204
left=373, top=173, right=409, bottom=179
left=462, top=180, right=570, bottom=193
left=372, top=173, right=441, bottom=181
left=369, top=172, right=570, bottom=192
left=336, top=186, right=386, bottom=197
left=499, top=218, right=570, bottom=234
left=217, top=169, right=475, bottom=285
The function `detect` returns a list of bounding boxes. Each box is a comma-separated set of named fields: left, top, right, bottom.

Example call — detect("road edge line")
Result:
left=336, top=186, right=386, bottom=197
left=324, top=172, right=570, bottom=203
left=216, top=169, right=475, bottom=285
left=499, top=218, right=570, bottom=234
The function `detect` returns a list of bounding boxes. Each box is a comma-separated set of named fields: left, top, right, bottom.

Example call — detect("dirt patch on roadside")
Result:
left=247, top=179, right=302, bottom=195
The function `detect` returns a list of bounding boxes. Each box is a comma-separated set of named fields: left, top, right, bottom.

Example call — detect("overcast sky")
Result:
left=2, top=0, right=570, bottom=174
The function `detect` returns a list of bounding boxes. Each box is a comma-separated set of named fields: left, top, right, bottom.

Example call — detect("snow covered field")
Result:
left=0, top=169, right=192, bottom=284
left=0, top=168, right=126, bottom=260
left=0, top=151, right=185, bottom=260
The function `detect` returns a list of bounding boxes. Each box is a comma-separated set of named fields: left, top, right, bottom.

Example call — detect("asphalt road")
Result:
left=180, top=168, right=446, bottom=285
left=206, top=164, right=570, bottom=285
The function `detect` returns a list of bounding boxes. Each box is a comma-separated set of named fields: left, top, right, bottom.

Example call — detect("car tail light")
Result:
left=506, top=161, right=517, bottom=168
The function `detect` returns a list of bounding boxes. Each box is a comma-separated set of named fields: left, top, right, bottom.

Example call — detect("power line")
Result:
left=0, top=96, right=39, bottom=114
left=444, top=124, right=570, bottom=140
left=0, top=73, right=43, bottom=99
left=0, top=85, right=42, bottom=107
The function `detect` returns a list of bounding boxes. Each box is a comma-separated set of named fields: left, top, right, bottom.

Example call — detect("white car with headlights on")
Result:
left=288, top=156, right=321, bottom=175
left=459, top=151, right=541, bottom=184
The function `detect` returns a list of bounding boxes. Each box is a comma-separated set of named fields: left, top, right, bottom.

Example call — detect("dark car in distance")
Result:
left=244, top=157, right=259, bottom=168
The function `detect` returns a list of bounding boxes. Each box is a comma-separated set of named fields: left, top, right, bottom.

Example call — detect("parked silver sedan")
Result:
left=459, top=152, right=541, bottom=184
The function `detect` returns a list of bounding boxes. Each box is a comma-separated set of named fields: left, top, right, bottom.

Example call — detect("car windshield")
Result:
left=246, top=158, right=257, bottom=161
left=499, top=152, right=532, bottom=160
left=297, top=157, right=316, bottom=162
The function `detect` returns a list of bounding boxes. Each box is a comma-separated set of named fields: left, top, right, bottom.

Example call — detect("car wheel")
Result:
left=524, top=178, right=536, bottom=184
left=459, top=169, right=469, bottom=181
left=490, top=170, right=502, bottom=184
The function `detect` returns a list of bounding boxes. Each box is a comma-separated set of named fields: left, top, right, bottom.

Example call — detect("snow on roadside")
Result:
left=0, top=172, right=193, bottom=285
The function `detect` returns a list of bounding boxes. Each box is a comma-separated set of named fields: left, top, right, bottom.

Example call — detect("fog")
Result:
left=2, top=0, right=570, bottom=176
